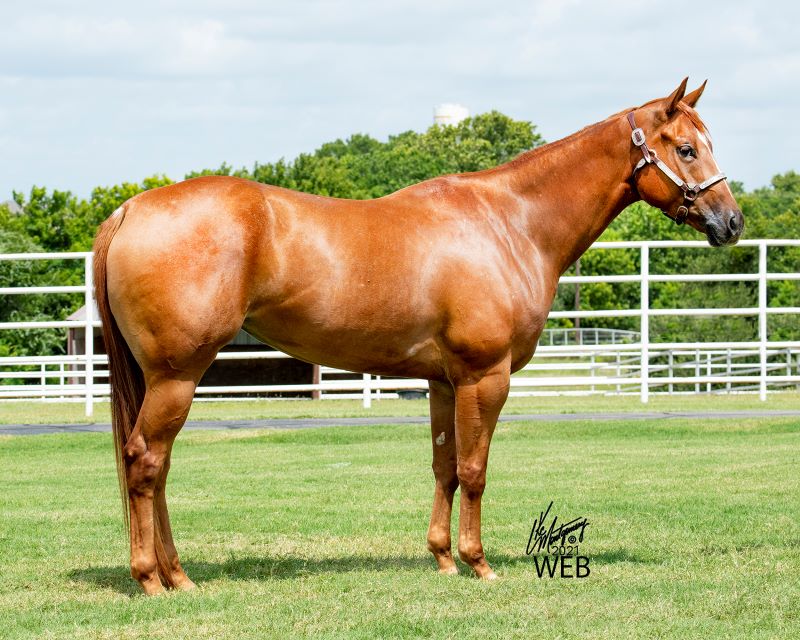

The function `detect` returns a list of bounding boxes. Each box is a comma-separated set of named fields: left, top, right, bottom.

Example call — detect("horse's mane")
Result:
left=484, top=96, right=711, bottom=176
left=479, top=109, right=625, bottom=175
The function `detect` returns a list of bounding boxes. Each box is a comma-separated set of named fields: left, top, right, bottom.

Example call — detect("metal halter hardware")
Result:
left=627, top=111, right=727, bottom=225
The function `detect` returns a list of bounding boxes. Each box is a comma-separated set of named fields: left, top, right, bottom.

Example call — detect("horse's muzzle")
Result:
left=705, top=209, right=744, bottom=247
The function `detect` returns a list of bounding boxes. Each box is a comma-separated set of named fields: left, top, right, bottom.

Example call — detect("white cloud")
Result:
left=159, top=19, right=258, bottom=76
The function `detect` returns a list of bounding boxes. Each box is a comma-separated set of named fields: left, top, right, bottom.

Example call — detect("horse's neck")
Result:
left=498, top=115, right=638, bottom=275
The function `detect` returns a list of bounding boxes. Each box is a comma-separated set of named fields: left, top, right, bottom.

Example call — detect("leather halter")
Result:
left=627, top=111, right=727, bottom=225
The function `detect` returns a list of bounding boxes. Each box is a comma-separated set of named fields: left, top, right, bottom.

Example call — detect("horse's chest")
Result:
left=506, top=276, right=558, bottom=368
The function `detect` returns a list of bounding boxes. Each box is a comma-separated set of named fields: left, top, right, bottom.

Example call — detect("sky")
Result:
left=1, top=0, right=798, bottom=199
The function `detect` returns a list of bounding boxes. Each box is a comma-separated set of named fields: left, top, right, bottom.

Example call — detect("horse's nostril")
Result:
left=728, top=213, right=740, bottom=235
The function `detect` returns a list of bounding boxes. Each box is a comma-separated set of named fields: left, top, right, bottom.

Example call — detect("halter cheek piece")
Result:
left=627, top=112, right=727, bottom=225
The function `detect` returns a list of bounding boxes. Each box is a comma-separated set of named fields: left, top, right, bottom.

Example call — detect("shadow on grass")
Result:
left=69, top=554, right=434, bottom=595
left=69, top=548, right=655, bottom=595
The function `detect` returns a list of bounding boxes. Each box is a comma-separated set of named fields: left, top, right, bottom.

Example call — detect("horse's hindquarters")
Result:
left=105, top=182, right=256, bottom=377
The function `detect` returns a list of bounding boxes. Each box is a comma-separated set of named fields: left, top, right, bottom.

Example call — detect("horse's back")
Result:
left=102, top=174, right=542, bottom=378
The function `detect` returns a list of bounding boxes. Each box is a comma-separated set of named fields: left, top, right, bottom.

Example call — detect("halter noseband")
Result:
left=627, top=111, right=727, bottom=225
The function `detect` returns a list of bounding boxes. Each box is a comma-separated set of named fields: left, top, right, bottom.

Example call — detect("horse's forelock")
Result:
left=676, top=102, right=712, bottom=143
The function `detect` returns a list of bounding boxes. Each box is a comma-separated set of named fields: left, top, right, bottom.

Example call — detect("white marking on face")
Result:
left=692, top=125, right=722, bottom=174
left=435, top=432, right=446, bottom=446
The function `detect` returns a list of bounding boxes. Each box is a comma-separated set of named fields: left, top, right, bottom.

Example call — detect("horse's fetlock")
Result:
left=427, top=529, right=451, bottom=555
left=458, top=543, right=484, bottom=565
left=130, top=559, right=158, bottom=583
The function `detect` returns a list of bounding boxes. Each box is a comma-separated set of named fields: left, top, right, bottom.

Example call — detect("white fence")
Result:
left=1, top=239, right=799, bottom=415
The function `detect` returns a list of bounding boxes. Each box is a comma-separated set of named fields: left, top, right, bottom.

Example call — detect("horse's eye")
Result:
left=678, top=145, right=695, bottom=159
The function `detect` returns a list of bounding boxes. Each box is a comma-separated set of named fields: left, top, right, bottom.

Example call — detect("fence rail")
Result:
left=1, top=239, right=799, bottom=414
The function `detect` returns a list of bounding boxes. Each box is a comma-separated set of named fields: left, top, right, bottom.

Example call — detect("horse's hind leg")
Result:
left=426, top=381, right=459, bottom=575
left=153, top=446, right=194, bottom=590
left=125, top=376, right=196, bottom=595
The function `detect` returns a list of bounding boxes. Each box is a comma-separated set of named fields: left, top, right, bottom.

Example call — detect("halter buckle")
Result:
left=683, top=188, right=699, bottom=202
left=631, top=128, right=646, bottom=147
left=675, top=205, right=689, bottom=225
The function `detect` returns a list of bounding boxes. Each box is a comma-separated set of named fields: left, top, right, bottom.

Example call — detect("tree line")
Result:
left=1, top=111, right=797, bottom=357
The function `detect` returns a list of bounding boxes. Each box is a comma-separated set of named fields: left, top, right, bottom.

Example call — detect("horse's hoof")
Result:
left=481, top=571, right=498, bottom=581
left=438, top=566, right=459, bottom=576
left=174, top=577, right=197, bottom=591
left=140, top=579, right=166, bottom=596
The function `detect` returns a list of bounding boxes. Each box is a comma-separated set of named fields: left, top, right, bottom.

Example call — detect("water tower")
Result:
left=433, top=103, right=469, bottom=126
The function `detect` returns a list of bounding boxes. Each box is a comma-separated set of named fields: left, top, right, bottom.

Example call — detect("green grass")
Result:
left=1, top=417, right=799, bottom=638
left=1, top=390, right=799, bottom=425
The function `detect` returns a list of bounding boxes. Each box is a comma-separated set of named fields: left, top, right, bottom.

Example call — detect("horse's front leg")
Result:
left=427, top=380, right=459, bottom=574
left=453, top=361, right=510, bottom=580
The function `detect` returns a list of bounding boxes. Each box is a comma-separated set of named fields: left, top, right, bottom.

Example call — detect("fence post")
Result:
left=84, top=253, right=94, bottom=418
left=640, top=244, right=649, bottom=403
left=668, top=351, right=674, bottom=394
left=726, top=349, right=732, bottom=393
left=362, top=372, right=372, bottom=408
left=758, top=241, right=768, bottom=401
left=695, top=349, right=700, bottom=393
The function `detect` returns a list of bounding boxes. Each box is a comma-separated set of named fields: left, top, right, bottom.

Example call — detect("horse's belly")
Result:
left=242, top=300, right=446, bottom=379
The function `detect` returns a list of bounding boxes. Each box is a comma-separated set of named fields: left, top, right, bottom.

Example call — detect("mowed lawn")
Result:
left=1, top=417, right=799, bottom=639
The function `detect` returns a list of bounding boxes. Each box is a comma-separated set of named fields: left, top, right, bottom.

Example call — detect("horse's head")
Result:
left=628, top=78, right=743, bottom=246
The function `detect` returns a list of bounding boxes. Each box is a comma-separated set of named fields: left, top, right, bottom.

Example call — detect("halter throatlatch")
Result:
left=627, top=111, right=727, bottom=225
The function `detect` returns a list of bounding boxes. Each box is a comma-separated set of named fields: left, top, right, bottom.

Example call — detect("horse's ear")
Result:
left=663, top=77, right=689, bottom=115
left=682, top=80, right=707, bottom=109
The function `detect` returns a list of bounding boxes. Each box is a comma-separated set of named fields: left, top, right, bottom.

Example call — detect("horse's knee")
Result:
left=456, top=461, right=486, bottom=496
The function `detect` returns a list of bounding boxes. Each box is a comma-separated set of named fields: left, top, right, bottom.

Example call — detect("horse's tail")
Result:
left=93, top=206, right=144, bottom=530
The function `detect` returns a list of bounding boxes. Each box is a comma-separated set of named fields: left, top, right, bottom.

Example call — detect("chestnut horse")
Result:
left=93, top=79, right=742, bottom=594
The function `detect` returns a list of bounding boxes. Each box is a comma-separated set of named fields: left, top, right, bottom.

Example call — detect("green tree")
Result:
left=194, top=111, right=544, bottom=200
left=4, top=187, right=80, bottom=251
